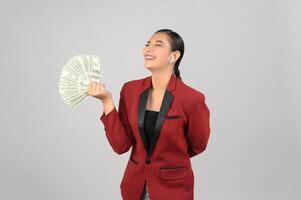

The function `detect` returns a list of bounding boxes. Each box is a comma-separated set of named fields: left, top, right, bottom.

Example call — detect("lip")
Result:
left=144, top=54, right=156, bottom=60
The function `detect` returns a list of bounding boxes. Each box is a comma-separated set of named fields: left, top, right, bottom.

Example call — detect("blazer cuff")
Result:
left=99, top=107, right=117, bottom=131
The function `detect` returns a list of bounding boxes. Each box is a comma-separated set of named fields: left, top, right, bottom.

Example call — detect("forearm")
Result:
left=102, top=96, right=115, bottom=115
left=99, top=87, right=134, bottom=155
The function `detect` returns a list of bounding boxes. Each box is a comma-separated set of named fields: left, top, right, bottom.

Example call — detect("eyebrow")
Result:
left=146, top=40, right=164, bottom=44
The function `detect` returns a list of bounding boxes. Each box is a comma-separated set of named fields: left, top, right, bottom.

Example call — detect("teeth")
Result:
left=145, top=56, right=155, bottom=59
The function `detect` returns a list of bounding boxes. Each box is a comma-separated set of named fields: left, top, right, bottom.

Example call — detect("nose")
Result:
left=145, top=47, right=151, bottom=52
left=144, top=45, right=152, bottom=52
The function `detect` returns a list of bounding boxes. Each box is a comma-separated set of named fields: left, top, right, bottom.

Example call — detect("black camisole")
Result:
left=144, top=109, right=159, bottom=152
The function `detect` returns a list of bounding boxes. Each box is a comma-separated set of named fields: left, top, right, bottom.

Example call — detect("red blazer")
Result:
left=100, top=73, right=210, bottom=200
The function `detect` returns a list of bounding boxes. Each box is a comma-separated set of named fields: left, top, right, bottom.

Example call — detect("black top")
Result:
left=144, top=109, right=159, bottom=152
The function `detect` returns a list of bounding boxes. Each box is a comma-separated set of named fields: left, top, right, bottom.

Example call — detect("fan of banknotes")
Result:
left=59, top=54, right=103, bottom=109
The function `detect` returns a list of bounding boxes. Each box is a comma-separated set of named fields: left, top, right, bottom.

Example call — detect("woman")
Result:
left=88, top=29, right=211, bottom=200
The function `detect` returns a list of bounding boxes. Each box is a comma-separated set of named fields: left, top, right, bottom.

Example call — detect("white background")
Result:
left=0, top=0, right=300, bottom=199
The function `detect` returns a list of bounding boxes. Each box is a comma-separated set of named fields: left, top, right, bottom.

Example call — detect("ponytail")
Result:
left=173, top=66, right=181, bottom=80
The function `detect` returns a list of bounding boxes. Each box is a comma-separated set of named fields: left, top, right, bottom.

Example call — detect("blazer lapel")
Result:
left=137, top=88, right=150, bottom=155
left=137, top=73, right=178, bottom=156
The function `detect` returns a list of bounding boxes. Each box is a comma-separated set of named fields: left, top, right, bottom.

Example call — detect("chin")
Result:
left=144, top=65, right=153, bottom=70
left=145, top=65, right=158, bottom=72
left=144, top=63, right=153, bottom=69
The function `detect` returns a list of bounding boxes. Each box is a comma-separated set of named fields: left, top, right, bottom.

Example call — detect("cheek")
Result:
left=154, top=49, right=169, bottom=59
left=154, top=57, right=166, bottom=65
left=155, top=55, right=169, bottom=64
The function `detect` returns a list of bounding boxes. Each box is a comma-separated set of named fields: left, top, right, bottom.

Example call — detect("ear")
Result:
left=172, top=51, right=181, bottom=62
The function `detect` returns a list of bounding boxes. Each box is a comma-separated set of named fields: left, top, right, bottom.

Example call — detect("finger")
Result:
left=92, top=82, right=96, bottom=92
left=100, top=84, right=105, bottom=93
left=96, top=83, right=100, bottom=92
left=88, top=81, right=92, bottom=92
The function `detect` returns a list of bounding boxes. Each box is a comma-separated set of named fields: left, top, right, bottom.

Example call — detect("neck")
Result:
left=150, top=70, right=173, bottom=92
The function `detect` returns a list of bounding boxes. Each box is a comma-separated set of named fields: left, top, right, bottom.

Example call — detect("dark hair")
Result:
left=155, top=29, right=185, bottom=80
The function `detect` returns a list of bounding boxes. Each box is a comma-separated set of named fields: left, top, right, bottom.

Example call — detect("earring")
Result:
left=169, top=56, right=173, bottom=64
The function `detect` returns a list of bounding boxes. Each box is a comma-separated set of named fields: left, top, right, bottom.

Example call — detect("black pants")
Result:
left=140, top=181, right=150, bottom=200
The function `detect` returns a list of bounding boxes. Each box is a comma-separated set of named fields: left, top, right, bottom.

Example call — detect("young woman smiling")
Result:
left=88, top=29, right=211, bottom=200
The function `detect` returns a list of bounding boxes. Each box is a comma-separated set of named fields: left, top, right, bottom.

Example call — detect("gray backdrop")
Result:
left=0, top=0, right=300, bottom=199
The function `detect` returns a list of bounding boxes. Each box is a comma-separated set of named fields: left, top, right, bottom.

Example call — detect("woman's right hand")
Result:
left=88, top=81, right=112, bottom=102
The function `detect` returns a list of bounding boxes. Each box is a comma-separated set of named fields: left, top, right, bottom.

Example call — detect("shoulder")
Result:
left=123, top=76, right=145, bottom=87
left=177, top=79, right=206, bottom=103
left=120, top=76, right=147, bottom=93
left=177, top=80, right=210, bottom=116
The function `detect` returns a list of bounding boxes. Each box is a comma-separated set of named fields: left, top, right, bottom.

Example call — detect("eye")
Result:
left=144, top=44, right=149, bottom=46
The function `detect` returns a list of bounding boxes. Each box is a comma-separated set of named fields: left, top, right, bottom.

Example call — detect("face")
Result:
left=143, top=32, right=177, bottom=72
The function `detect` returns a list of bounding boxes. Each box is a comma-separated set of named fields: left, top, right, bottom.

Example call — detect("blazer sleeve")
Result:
left=99, top=83, right=134, bottom=155
left=186, top=94, right=211, bottom=158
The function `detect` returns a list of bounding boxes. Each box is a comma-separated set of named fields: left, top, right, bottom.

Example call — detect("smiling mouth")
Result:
left=145, top=56, right=156, bottom=60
